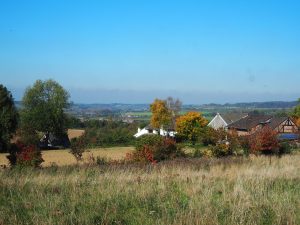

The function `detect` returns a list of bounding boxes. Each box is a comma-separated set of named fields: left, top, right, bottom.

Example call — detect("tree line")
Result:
left=1, top=79, right=300, bottom=167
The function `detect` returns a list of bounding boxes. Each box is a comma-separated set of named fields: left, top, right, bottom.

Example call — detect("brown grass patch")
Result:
left=0, top=146, right=135, bottom=167
left=67, top=129, right=85, bottom=140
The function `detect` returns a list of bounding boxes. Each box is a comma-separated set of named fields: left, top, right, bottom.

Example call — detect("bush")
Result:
left=7, top=142, right=44, bottom=168
left=135, top=135, right=164, bottom=151
left=126, top=145, right=157, bottom=164
left=202, top=128, right=227, bottom=146
left=278, top=142, right=294, bottom=155
left=209, top=143, right=231, bottom=157
left=203, top=129, right=244, bottom=157
left=129, top=135, right=185, bottom=163
left=70, top=136, right=87, bottom=161
left=249, top=126, right=279, bottom=154
left=154, top=138, right=185, bottom=161
left=192, top=148, right=203, bottom=158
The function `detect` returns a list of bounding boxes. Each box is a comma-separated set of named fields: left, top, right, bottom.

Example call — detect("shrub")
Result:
left=192, top=148, right=203, bottom=158
left=135, top=135, right=163, bottom=151
left=126, top=145, right=157, bottom=164
left=209, top=143, right=231, bottom=157
left=129, top=136, right=185, bottom=163
left=278, top=142, right=294, bottom=155
left=249, top=126, right=279, bottom=154
left=202, top=128, right=228, bottom=146
left=7, top=142, right=44, bottom=167
left=70, top=136, right=87, bottom=161
left=204, top=129, right=243, bottom=157
left=154, top=138, right=185, bottom=161
left=202, top=148, right=214, bottom=157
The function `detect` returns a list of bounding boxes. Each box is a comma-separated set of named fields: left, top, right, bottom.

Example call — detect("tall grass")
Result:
left=0, top=155, right=299, bottom=225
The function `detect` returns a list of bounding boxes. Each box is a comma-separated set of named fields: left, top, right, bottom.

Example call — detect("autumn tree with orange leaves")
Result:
left=176, top=112, right=208, bottom=144
left=249, top=126, right=279, bottom=154
left=150, top=99, right=172, bottom=129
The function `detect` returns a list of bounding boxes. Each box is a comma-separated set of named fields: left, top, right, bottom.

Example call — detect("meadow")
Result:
left=0, top=154, right=299, bottom=225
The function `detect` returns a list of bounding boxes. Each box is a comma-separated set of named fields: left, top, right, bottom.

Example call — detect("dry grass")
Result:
left=0, top=154, right=299, bottom=224
left=67, top=129, right=85, bottom=140
left=0, top=146, right=135, bottom=167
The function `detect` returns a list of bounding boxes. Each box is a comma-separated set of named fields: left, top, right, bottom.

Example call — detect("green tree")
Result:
left=0, top=85, right=18, bottom=151
left=21, top=79, right=70, bottom=143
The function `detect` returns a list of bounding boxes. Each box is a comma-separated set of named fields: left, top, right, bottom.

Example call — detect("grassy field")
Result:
left=0, top=155, right=299, bottom=224
left=0, top=147, right=135, bottom=167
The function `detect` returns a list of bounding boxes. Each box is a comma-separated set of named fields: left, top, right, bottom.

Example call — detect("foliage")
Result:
left=176, top=112, right=208, bottom=144
left=134, top=135, right=164, bottom=151
left=153, top=138, right=185, bottom=161
left=0, top=84, right=18, bottom=152
left=150, top=99, right=172, bottom=129
left=202, top=127, right=227, bottom=146
left=249, top=126, right=279, bottom=154
left=278, top=142, right=293, bottom=155
left=70, top=136, right=87, bottom=161
left=126, top=145, right=157, bottom=164
left=66, top=115, right=85, bottom=129
left=6, top=142, right=43, bottom=167
left=192, top=147, right=214, bottom=158
left=130, top=136, right=185, bottom=163
left=83, top=120, right=137, bottom=147
left=21, top=79, right=70, bottom=141
left=17, top=127, right=40, bottom=146
left=208, top=133, right=243, bottom=157
left=209, top=143, right=231, bottom=157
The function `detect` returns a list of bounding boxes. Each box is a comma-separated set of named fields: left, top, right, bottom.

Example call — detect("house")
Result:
left=39, top=133, right=71, bottom=149
left=227, top=115, right=299, bottom=139
left=208, top=112, right=248, bottom=130
left=134, top=125, right=176, bottom=138
left=39, top=128, right=85, bottom=149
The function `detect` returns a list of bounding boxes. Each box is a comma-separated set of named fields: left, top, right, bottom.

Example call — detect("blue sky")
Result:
left=0, top=0, right=299, bottom=104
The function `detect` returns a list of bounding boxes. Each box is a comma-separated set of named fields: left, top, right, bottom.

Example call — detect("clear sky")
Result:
left=0, top=0, right=299, bottom=104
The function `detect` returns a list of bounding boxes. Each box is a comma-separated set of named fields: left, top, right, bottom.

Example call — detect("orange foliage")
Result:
left=249, top=126, right=279, bottom=153
left=295, top=118, right=300, bottom=127
left=150, top=99, right=172, bottom=128
left=176, top=112, right=208, bottom=143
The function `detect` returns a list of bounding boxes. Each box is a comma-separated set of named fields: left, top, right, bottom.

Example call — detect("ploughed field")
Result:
left=0, top=155, right=299, bottom=225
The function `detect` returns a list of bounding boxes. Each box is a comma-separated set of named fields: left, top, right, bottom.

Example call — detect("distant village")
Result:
left=134, top=112, right=299, bottom=141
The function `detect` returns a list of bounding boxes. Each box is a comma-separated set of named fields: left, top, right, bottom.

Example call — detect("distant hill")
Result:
left=15, top=101, right=298, bottom=112
left=201, top=101, right=298, bottom=109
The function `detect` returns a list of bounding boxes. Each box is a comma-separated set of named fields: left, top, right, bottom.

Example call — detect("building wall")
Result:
left=208, top=114, right=227, bottom=130
left=275, top=119, right=298, bottom=133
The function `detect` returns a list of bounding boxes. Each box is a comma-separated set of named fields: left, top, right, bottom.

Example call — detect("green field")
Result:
left=125, top=110, right=214, bottom=122
left=0, top=154, right=299, bottom=225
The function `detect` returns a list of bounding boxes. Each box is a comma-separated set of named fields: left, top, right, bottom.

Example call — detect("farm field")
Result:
left=0, top=155, right=299, bottom=224
left=0, top=147, right=135, bottom=167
